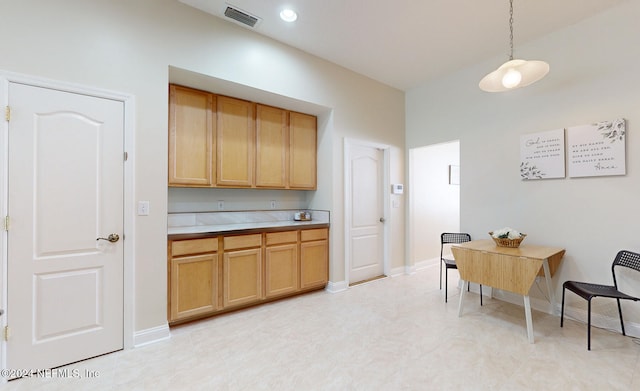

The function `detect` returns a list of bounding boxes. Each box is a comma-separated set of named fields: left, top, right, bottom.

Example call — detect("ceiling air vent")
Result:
left=224, top=5, right=260, bottom=28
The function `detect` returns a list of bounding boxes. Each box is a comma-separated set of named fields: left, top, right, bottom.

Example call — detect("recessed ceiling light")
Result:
left=279, top=9, right=297, bottom=22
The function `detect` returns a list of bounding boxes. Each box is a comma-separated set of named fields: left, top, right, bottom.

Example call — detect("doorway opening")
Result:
left=409, top=140, right=460, bottom=269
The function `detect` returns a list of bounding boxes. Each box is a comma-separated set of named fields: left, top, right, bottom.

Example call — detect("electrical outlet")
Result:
left=217, top=200, right=224, bottom=210
left=270, top=200, right=276, bottom=209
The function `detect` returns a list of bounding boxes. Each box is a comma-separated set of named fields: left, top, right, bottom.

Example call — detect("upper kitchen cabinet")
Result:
left=255, top=104, right=288, bottom=188
left=168, top=85, right=215, bottom=187
left=167, top=85, right=317, bottom=190
left=289, top=112, right=317, bottom=190
left=216, top=96, right=255, bottom=187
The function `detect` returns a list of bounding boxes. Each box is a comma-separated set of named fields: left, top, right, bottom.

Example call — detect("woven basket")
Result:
left=488, top=232, right=526, bottom=248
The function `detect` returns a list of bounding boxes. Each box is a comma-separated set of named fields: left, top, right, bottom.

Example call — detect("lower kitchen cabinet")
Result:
left=168, top=227, right=329, bottom=324
left=222, top=234, right=263, bottom=307
left=265, top=231, right=299, bottom=298
left=223, top=243, right=263, bottom=307
left=300, top=228, right=329, bottom=289
left=168, top=237, right=218, bottom=322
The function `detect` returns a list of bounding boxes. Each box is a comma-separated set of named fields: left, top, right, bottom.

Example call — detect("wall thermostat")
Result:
left=391, top=184, right=404, bottom=194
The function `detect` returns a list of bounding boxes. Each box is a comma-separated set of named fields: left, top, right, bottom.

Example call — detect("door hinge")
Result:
left=3, top=216, right=8, bottom=231
left=124, top=152, right=128, bottom=162
left=5, top=106, right=10, bottom=122
left=4, top=326, right=10, bottom=341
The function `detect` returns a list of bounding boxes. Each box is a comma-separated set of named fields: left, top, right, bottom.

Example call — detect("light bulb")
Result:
left=502, top=68, right=522, bottom=89
left=280, top=9, right=297, bottom=22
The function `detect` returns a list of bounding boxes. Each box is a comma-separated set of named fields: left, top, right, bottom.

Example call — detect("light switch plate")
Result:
left=137, top=201, right=150, bottom=216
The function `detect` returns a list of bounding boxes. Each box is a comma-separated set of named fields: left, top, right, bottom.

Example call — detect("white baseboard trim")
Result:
left=133, top=323, right=171, bottom=348
left=489, top=289, right=640, bottom=339
left=490, top=290, right=554, bottom=315
left=558, top=304, right=640, bottom=339
left=389, top=266, right=409, bottom=277
left=326, top=280, right=349, bottom=293
left=414, top=258, right=439, bottom=272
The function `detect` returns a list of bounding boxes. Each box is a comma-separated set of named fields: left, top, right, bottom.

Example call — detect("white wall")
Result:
left=409, top=141, right=460, bottom=266
left=168, top=188, right=312, bottom=213
left=406, top=1, right=640, bottom=328
left=0, top=0, right=405, bottom=335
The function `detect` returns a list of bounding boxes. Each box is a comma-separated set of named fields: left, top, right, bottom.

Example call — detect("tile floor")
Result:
left=4, top=265, right=640, bottom=390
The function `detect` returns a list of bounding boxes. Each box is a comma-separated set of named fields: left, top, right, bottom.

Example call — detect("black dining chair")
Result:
left=440, top=233, right=482, bottom=305
left=561, top=250, right=640, bottom=350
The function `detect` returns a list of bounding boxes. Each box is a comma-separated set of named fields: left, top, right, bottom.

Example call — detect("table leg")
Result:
left=458, top=279, right=466, bottom=317
left=524, top=295, right=534, bottom=343
left=542, top=259, right=556, bottom=314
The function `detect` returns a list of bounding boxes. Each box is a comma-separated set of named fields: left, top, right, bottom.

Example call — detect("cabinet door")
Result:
left=170, top=253, right=218, bottom=321
left=168, top=85, right=215, bottom=186
left=223, top=248, right=262, bottom=307
left=265, top=243, right=298, bottom=298
left=300, top=240, right=328, bottom=289
left=255, top=104, right=287, bottom=188
left=217, top=96, right=254, bottom=187
left=289, top=111, right=317, bottom=189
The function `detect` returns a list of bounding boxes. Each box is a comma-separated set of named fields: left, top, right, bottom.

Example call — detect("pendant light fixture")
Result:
left=479, top=0, right=549, bottom=92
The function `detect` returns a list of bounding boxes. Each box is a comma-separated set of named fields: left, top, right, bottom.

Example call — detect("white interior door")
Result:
left=6, top=82, right=124, bottom=371
left=347, top=142, right=385, bottom=284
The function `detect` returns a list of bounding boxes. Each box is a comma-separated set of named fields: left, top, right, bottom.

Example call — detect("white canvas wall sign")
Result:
left=520, top=128, right=565, bottom=180
left=567, top=118, right=626, bottom=178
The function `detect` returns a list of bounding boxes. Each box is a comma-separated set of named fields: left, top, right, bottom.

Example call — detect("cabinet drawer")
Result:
left=224, top=234, right=262, bottom=250
left=172, top=237, right=218, bottom=256
left=266, top=231, right=298, bottom=246
left=301, top=228, right=328, bottom=242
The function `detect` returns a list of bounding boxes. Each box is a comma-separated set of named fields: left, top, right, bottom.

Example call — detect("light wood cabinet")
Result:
left=168, top=85, right=215, bottom=187
left=168, top=227, right=328, bottom=324
left=216, top=96, right=254, bottom=187
left=255, top=104, right=288, bottom=188
left=289, top=112, right=317, bottom=190
left=223, top=234, right=263, bottom=307
left=265, top=231, right=298, bottom=298
left=300, top=228, right=329, bottom=289
left=168, top=85, right=317, bottom=190
left=168, top=237, right=218, bottom=321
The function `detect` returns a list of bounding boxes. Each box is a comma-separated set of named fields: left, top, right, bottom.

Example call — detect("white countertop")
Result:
left=167, top=210, right=330, bottom=236
left=168, top=220, right=327, bottom=235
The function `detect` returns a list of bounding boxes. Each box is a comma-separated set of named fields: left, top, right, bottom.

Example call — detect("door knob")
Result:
left=379, top=217, right=385, bottom=223
left=97, top=233, right=120, bottom=243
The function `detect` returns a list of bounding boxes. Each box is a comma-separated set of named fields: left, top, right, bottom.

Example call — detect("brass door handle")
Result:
left=379, top=217, right=385, bottom=223
left=97, top=233, right=120, bottom=243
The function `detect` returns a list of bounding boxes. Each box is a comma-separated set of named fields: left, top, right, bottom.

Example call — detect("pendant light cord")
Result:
left=479, top=0, right=549, bottom=91
left=508, top=0, right=514, bottom=61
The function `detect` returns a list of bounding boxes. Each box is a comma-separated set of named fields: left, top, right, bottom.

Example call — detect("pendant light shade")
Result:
left=479, top=59, right=549, bottom=92
left=479, top=0, right=549, bottom=92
